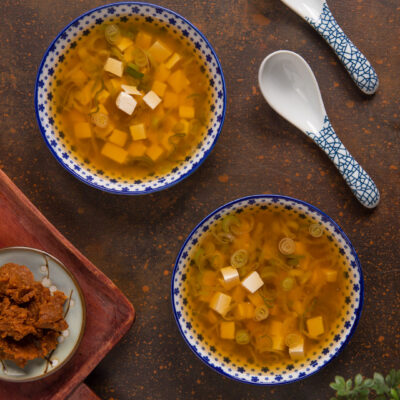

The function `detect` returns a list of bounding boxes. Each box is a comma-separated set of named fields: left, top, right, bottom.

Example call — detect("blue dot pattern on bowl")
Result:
left=35, top=2, right=226, bottom=194
left=172, top=195, right=364, bottom=385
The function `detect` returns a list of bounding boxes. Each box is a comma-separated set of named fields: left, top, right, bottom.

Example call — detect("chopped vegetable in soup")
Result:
left=185, top=207, right=350, bottom=368
left=53, top=21, right=210, bottom=179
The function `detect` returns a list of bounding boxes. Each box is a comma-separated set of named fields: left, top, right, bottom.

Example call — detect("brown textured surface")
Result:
left=0, top=169, right=134, bottom=398
left=68, top=383, right=101, bottom=400
left=0, top=0, right=399, bottom=399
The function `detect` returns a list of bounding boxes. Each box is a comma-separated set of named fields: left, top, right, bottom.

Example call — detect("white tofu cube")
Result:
left=241, top=271, right=264, bottom=293
left=289, top=337, right=305, bottom=361
left=116, top=91, right=137, bottom=115
left=220, top=267, right=239, bottom=290
left=104, top=57, right=124, bottom=77
left=165, top=53, right=181, bottom=69
left=209, top=292, right=231, bottom=316
left=121, top=84, right=142, bottom=96
left=143, top=90, right=162, bottom=110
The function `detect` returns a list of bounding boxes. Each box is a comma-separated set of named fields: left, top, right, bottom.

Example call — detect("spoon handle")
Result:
left=306, top=2, right=379, bottom=95
left=307, top=116, right=380, bottom=208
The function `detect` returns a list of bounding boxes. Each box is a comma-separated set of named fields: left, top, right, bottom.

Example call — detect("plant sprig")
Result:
left=330, top=369, right=400, bottom=400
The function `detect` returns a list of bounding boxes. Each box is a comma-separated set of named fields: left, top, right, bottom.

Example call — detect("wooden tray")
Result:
left=0, top=169, right=135, bottom=399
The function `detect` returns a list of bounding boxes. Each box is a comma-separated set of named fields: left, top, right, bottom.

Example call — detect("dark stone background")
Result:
left=0, top=1, right=399, bottom=399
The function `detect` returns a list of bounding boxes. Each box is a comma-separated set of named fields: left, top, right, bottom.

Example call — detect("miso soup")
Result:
left=53, top=20, right=210, bottom=179
left=185, top=207, right=351, bottom=368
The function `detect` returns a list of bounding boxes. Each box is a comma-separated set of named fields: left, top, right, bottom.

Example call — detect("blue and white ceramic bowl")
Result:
left=35, top=2, right=226, bottom=194
left=172, top=195, right=363, bottom=385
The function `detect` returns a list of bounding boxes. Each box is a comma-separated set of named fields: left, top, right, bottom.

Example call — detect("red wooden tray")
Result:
left=0, top=169, right=135, bottom=399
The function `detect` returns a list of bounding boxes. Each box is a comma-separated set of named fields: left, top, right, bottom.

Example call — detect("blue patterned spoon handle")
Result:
left=307, top=116, right=380, bottom=208
left=306, top=2, right=379, bottom=95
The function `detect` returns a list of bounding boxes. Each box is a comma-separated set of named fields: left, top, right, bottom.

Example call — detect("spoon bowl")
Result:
left=259, top=50, right=325, bottom=135
left=258, top=50, right=380, bottom=209
left=280, top=0, right=324, bottom=21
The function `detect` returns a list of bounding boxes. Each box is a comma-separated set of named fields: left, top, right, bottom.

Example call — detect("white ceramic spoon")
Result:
left=258, top=50, right=380, bottom=208
left=280, top=0, right=379, bottom=94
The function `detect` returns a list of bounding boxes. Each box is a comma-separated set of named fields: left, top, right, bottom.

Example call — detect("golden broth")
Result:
left=185, top=207, right=351, bottom=369
left=53, top=20, right=210, bottom=179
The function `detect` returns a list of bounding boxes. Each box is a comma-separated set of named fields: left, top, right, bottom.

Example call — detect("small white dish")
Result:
left=0, top=247, right=85, bottom=382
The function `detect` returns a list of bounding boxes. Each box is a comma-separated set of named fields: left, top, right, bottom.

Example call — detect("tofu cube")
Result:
left=152, top=80, right=167, bottom=97
left=74, top=122, right=91, bottom=139
left=68, top=109, right=86, bottom=124
left=207, top=310, right=218, bottom=324
left=272, top=335, right=285, bottom=351
left=165, top=53, right=181, bottom=69
left=154, top=63, right=171, bottom=82
left=179, top=105, right=195, bottom=119
left=143, top=91, right=162, bottom=110
left=269, top=320, right=284, bottom=336
left=74, top=81, right=94, bottom=106
left=101, top=142, right=128, bottom=164
left=247, top=292, right=264, bottom=307
left=97, top=89, right=110, bottom=104
left=219, top=267, right=239, bottom=290
left=161, top=133, right=176, bottom=154
left=163, top=91, right=179, bottom=109
left=127, top=142, right=147, bottom=158
left=209, top=292, right=231, bottom=316
left=202, top=270, right=217, bottom=286
left=121, top=84, right=142, bottom=96
left=94, top=123, right=114, bottom=140
left=116, top=37, right=133, bottom=52
left=77, top=47, right=89, bottom=61
left=136, top=31, right=153, bottom=50
left=69, top=69, right=87, bottom=86
left=108, top=129, right=128, bottom=147
left=177, top=119, right=189, bottom=134
left=130, top=123, right=147, bottom=141
left=306, top=316, right=324, bottom=337
left=110, top=78, right=122, bottom=91
left=293, top=300, right=305, bottom=315
left=167, top=70, right=187, bottom=93
left=146, top=144, right=164, bottom=162
left=235, top=302, right=255, bottom=320
left=220, top=322, right=235, bottom=340
left=231, top=285, right=247, bottom=303
left=148, top=40, right=172, bottom=63
left=241, top=271, right=264, bottom=293
left=116, top=91, right=137, bottom=115
left=323, top=269, right=338, bottom=282
left=289, top=337, right=305, bottom=361
left=104, top=57, right=124, bottom=77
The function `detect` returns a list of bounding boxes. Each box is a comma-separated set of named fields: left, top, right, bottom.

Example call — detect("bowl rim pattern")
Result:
left=171, top=194, right=364, bottom=385
left=34, top=1, right=226, bottom=195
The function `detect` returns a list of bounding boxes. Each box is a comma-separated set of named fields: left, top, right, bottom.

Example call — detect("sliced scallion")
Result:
left=105, top=24, right=121, bottom=45
left=309, top=223, right=323, bottom=238
left=278, top=237, right=296, bottom=255
left=235, top=330, right=250, bottom=345
left=285, top=333, right=302, bottom=348
left=222, top=215, right=240, bottom=234
left=282, top=277, right=295, bottom=291
left=254, top=305, right=269, bottom=321
left=126, top=63, right=144, bottom=79
left=91, top=112, right=109, bottom=129
left=230, top=249, right=249, bottom=268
